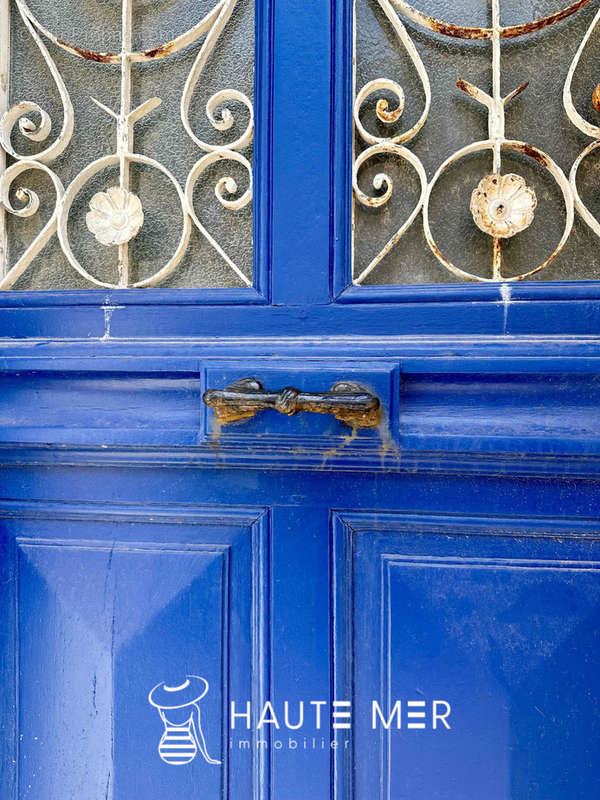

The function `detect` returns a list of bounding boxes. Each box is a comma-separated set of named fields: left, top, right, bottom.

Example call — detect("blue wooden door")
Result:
left=2, top=479, right=599, bottom=799
left=2, top=0, right=600, bottom=798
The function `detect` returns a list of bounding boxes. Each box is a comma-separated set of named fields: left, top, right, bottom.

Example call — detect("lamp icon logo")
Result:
left=148, top=676, right=221, bottom=766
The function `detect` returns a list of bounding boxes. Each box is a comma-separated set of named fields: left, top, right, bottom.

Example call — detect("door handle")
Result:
left=203, top=378, right=381, bottom=428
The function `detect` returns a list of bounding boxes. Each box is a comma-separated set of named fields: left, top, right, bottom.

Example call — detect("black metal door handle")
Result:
left=203, top=378, right=381, bottom=428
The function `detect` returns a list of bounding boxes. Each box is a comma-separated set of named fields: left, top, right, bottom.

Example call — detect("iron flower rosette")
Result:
left=470, top=173, right=537, bottom=239
left=86, top=186, right=144, bottom=246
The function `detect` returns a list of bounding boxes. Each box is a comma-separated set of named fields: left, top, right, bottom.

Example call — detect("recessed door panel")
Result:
left=333, top=513, right=600, bottom=800
left=1, top=506, right=269, bottom=800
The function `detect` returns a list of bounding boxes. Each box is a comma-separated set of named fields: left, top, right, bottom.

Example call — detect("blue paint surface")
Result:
left=0, top=0, right=600, bottom=796
left=337, top=514, right=600, bottom=799
left=1, top=499, right=600, bottom=797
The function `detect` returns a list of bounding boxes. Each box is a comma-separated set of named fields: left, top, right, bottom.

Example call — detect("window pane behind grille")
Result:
left=1, top=0, right=254, bottom=290
left=353, top=0, right=600, bottom=285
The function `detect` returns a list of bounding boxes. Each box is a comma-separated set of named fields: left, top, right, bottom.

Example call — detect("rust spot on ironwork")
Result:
left=57, top=40, right=119, bottom=63
left=501, top=0, right=593, bottom=38
left=376, top=98, right=403, bottom=123
left=511, top=142, right=549, bottom=167
left=507, top=81, right=530, bottom=103
left=55, top=36, right=178, bottom=62
left=456, top=78, right=477, bottom=98
left=420, top=16, right=491, bottom=40
left=426, top=237, right=445, bottom=264
left=143, top=40, right=176, bottom=59
left=406, top=0, right=592, bottom=41
left=593, top=84, right=600, bottom=114
left=363, top=194, right=385, bottom=208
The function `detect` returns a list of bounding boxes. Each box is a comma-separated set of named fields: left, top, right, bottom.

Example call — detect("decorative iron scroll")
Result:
left=0, top=0, right=253, bottom=289
left=564, top=5, right=600, bottom=239
left=352, top=0, right=599, bottom=285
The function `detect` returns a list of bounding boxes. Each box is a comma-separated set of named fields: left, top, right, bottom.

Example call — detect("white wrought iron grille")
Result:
left=353, top=0, right=600, bottom=284
left=0, top=0, right=253, bottom=289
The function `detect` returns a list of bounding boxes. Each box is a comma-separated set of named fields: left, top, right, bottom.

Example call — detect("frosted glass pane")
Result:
left=0, top=0, right=254, bottom=289
left=353, top=1, right=600, bottom=285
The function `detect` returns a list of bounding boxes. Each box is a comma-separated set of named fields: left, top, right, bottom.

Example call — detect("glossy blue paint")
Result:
left=1, top=506, right=271, bottom=800
left=334, top=513, right=600, bottom=799
left=5, top=288, right=600, bottom=337
left=1, top=0, right=600, bottom=797
left=0, top=338, right=599, bottom=476
left=1, top=490, right=600, bottom=798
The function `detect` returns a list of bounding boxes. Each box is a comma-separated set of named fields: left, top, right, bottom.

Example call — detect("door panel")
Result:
left=0, top=505, right=269, bottom=800
left=333, top=512, right=600, bottom=799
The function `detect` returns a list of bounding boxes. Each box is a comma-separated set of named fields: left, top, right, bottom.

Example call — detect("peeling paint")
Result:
left=393, top=0, right=593, bottom=41
left=143, top=40, right=176, bottom=60
left=56, top=40, right=120, bottom=63
left=100, top=304, right=124, bottom=341
left=500, top=282, right=511, bottom=335
left=511, top=142, right=550, bottom=169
